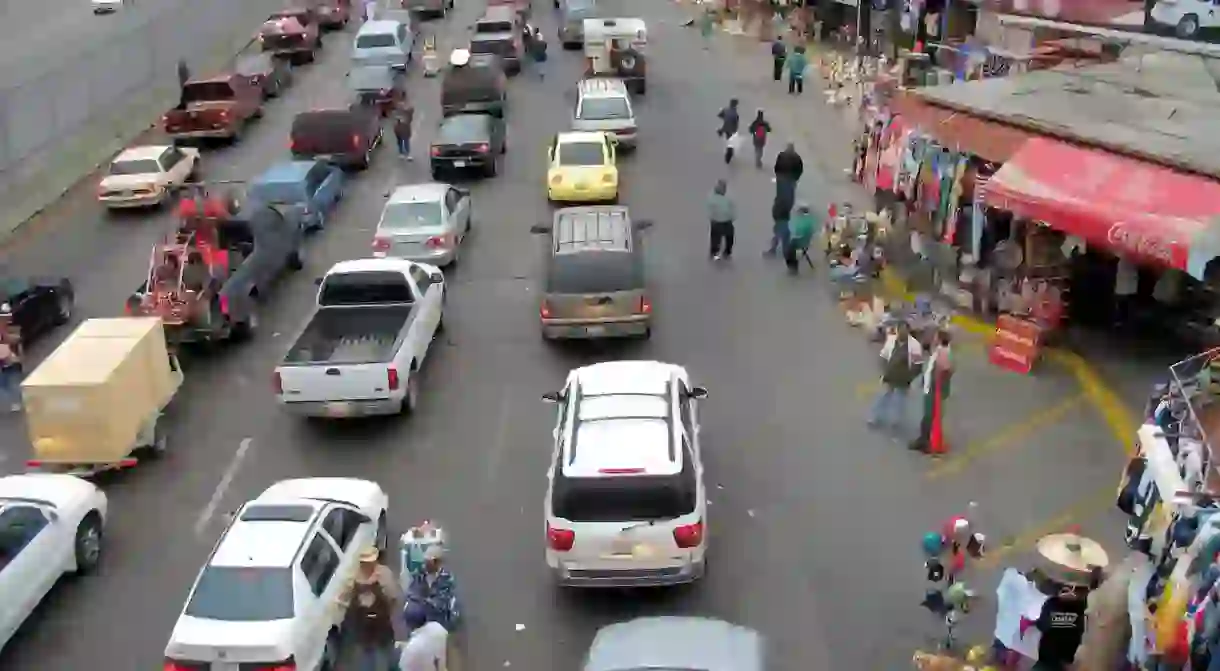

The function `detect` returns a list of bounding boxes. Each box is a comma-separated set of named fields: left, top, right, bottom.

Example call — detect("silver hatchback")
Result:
left=373, top=182, right=472, bottom=267
left=572, top=78, right=638, bottom=149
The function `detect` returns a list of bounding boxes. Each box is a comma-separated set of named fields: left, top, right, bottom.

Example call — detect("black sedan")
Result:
left=235, top=52, right=294, bottom=99
left=0, top=276, right=74, bottom=344
left=429, top=113, right=506, bottom=179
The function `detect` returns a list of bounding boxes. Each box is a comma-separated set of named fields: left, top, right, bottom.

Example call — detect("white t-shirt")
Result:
left=400, top=621, right=448, bottom=671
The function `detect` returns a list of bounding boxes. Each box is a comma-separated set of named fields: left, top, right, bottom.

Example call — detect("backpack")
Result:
left=753, top=124, right=766, bottom=141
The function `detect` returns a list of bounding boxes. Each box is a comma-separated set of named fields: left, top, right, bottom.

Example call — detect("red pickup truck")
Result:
left=305, top=0, right=351, bottom=29
left=258, top=9, right=323, bottom=63
left=488, top=0, right=530, bottom=19
left=163, top=75, right=264, bottom=143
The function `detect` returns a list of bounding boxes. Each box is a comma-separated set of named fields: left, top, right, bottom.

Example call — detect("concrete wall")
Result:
left=0, top=0, right=288, bottom=233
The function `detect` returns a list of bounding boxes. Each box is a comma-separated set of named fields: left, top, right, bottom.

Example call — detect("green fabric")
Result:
left=787, top=52, right=807, bottom=77
left=788, top=212, right=815, bottom=248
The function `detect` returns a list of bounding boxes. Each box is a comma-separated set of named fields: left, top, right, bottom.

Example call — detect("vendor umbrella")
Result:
left=1035, top=533, right=1109, bottom=585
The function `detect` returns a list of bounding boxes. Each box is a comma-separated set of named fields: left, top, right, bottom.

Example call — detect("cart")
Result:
left=22, top=318, right=184, bottom=477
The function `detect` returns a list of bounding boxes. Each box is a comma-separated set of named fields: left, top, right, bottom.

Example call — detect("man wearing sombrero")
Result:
left=339, top=546, right=399, bottom=670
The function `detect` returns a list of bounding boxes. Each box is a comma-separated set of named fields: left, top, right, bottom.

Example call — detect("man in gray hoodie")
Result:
left=707, top=179, right=736, bottom=260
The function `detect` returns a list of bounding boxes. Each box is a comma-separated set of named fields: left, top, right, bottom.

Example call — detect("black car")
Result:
left=470, top=32, right=522, bottom=75
left=430, top=113, right=506, bottom=179
left=290, top=108, right=383, bottom=170
left=0, top=276, right=75, bottom=345
left=235, top=51, right=294, bottom=99
left=345, top=65, right=407, bottom=117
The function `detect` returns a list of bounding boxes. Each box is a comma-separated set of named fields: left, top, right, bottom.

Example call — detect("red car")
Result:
left=163, top=74, right=264, bottom=143
left=305, top=0, right=352, bottom=29
left=258, top=8, right=323, bottom=63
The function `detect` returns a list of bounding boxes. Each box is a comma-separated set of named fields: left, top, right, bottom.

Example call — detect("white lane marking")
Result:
left=483, top=389, right=513, bottom=486
left=194, top=437, right=254, bottom=538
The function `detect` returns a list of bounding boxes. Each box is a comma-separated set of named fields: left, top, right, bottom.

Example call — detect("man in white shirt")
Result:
left=400, top=606, right=449, bottom=671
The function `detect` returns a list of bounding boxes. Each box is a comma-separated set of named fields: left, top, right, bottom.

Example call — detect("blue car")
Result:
left=247, top=160, right=343, bottom=231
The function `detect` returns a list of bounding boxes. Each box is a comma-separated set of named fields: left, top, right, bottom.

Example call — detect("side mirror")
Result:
left=541, top=391, right=564, bottom=403
left=313, top=277, right=324, bottom=286
left=456, top=187, right=470, bottom=197
left=530, top=223, right=552, bottom=234
left=634, top=219, right=654, bottom=230
left=429, top=272, right=444, bottom=283
left=688, top=386, right=708, bottom=400
left=356, top=513, right=373, bottom=524
left=45, top=510, right=59, bottom=523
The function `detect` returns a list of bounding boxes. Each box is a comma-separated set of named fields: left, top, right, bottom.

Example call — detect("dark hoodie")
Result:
left=394, top=106, right=415, bottom=140
left=774, top=144, right=804, bottom=183
left=717, top=102, right=740, bottom=137
left=748, top=113, right=771, bottom=147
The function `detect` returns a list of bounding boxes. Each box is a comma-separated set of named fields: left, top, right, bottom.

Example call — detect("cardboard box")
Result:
left=22, top=318, right=176, bottom=464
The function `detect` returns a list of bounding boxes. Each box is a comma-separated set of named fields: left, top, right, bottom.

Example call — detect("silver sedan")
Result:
left=372, top=182, right=473, bottom=267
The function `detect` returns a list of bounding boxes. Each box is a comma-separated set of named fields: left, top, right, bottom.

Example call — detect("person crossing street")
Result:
left=707, top=179, right=737, bottom=261
left=786, top=45, right=808, bottom=94
left=747, top=110, right=772, bottom=169
left=394, top=104, right=415, bottom=161
left=771, top=38, right=786, bottom=81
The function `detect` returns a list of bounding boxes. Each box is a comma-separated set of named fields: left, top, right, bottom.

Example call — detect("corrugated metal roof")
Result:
left=889, top=91, right=1035, bottom=163
left=554, top=207, right=632, bottom=253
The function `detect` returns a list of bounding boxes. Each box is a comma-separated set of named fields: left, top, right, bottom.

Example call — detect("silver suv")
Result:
left=572, top=78, right=638, bottom=149
left=530, top=206, right=653, bottom=340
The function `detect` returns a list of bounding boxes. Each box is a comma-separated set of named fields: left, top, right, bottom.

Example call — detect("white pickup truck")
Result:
left=274, top=258, right=444, bottom=418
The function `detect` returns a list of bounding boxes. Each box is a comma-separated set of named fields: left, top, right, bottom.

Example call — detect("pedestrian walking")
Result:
left=698, top=8, right=714, bottom=48
left=338, top=547, right=400, bottom=671
left=784, top=203, right=815, bottom=274
left=773, top=142, right=804, bottom=185
left=765, top=175, right=796, bottom=257
left=786, top=44, right=808, bottom=94
left=716, top=98, right=740, bottom=139
left=747, top=110, right=771, bottom=168
left=706, top=179, right=736, bottom=260
left=867, top=320, right=923, bottom=436
left=176, top=58, right=191, bottom=109
left=394, top=104, right=415, bottom=161
left=910, top=330, right=953, bottom=454
left=770, top=38, right=786, bottom=82
left=529, top=27, right=548, bottom=79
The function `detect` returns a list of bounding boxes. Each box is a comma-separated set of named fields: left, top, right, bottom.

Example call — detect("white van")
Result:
left=351, top=19, right=415, bottom=70
left=1150, top=0, right=1220, bottom=38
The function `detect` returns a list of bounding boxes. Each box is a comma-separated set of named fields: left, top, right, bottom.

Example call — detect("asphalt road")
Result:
left=0, top=1, right=1130, bottom=669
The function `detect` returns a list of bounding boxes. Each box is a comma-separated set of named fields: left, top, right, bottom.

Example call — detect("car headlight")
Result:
left=601, top=172, right=616, bottom=184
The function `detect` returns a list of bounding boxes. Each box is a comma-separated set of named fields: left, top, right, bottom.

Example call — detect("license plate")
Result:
left=315, top=154, right=334, bottom=161
left=584, top=326, right=606, bottom=336
left=213, top=663, right=239, bottom=671
left=575, top=183, right=588, bottom=190
left=326, top=402, right=351, bottom=417
left=453, top=160, right=467, bottom=167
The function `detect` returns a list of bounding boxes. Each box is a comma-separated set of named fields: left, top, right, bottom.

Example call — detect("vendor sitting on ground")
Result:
left=405, top=545, right=458, bottom=631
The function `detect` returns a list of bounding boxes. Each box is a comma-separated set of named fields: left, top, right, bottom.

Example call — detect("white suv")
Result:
left=542, top=360, right=708, bottom=587
left=164, top=478, right=389, bottom=671
left=572, top=78, right=638, bottom=149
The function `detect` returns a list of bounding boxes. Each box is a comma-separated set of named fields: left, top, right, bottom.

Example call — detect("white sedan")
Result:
left=0, top=474, right=108, bottom=654
left=97, top=144, right=199, bottom=210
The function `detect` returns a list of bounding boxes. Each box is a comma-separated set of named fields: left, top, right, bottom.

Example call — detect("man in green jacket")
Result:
left=786, top=45, right=808, bottom=95
left=784, top=204, right=815, bottom=274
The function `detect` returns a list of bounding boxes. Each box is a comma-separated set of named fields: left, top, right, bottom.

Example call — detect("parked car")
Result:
left=162, top=74, right=264, bottom=143
left=290, top=108, right=383, bottom=170
left=401, top=0, right=453, bottom=19
left=0, top=275, right=75, bottom=345
left=164, top=478, right=388, bottom=671
left=430, top=112, right=506, bottom=178
left=258, top=8, right=323, bottom=63
left=247, top=161, right=344, bottom=232
left=542, top=361, right=707, bottom=586
left=346, top=64, right=407, bottom=117
left=274, top=258, right=445, bottom=418
left=529, top=206, right=653, bottom=340
left=373, top=182, right=472, bottom=267
left=471, top=6, right=523, bottom=74
left=547, top=131, right=619, bottom=204
left=235, top=51, right=294, bottom=99
left=352, top=19, right=415, bottom=70
left=0, top=474, right=108, bottom=654
left=1150, top=0, right=1220, bottom=38
left=572, top=77, right=638, bottom=149
left=441, top=52, right=507, bottom=117
left=97, top=145, right=200, bottom=210
left=304, top=0, right=352, bottom=29
left=584, top=618, right=762, bottom=671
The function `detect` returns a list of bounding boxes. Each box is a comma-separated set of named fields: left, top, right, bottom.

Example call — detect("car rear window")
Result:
left=556, top=142, right=605, bottom=166
left=475, top=20, right=514, bottom=33
left=319, top=271, right=414, bottom=305
left=109, top=159, right=162, bottom=176
left=184, top=566, right=294, bottom=621
left=471, top=38, right=514, bottom=55
left=553, top=467, right=696, bottom=522
left=356, top=32, right=398, bottom=48
left=578, top=97, right=630, bottom=121
left=182, top=82, right=234, bottom=103
left=546, top=251, right=641, bottom=294
left=249, top=181, right=305, bottom=205
left=438, top=115, right=489, bottom=144
left=380, top=201, right=444, bottom=229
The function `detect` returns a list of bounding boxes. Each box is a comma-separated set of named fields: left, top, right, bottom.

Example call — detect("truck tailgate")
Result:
left=278, top=362, right=397, bottom=403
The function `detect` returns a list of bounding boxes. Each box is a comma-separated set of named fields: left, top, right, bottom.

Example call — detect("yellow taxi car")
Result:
left=547, top=131, right=619, bottom=203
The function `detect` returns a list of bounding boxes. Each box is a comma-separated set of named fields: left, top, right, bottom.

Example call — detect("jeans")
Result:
left=868, top=385, right=909, bottom=433
left=356, top=643, right=398, bottom=671
left=753, top=143, right=764, bottom=168
left=396, top=135, right=411, bottom=157
left=788, top=74, right=803, bottom=94
left=0, top=365, right=22, bottom=408
left=772, top=58, right=784, bottom=81
left=709, top=220, right=735, bottom=257
left=766, top=218, right=789, bottom=254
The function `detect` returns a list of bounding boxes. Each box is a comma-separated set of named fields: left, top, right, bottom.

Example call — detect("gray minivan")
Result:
left=558, top=0, right=597, bottom=48
left=530, top=206, right=654, bottom=340
left=351, top=19, right=415, bottom=69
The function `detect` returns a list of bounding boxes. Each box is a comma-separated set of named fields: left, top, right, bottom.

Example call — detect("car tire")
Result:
left=231, top=308, right=257, bottom=342
left=74, top=514, right=103, bottom=575
left=359, top=147, right=373, bottom=171
left=54, top=293, right=74, bottom=326
left=305, top=50, right=316, bottom=63
left=431, top=168, right=442, bottom=180
left=641, top=326, right=651, bottom=340
left=436, top=312, right=445, bottom=333
left=287, top=250, right=304, bottom=271
left=485, top=157, right=498, bottom=177
left=1177, top=14, right=1200, bottom=38
left=402, top=365, right=420, bottom=415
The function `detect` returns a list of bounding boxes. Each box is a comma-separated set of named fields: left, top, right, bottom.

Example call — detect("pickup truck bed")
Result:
left=283, top=305, right=414, bottom=365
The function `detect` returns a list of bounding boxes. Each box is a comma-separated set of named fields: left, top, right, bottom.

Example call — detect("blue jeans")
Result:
left=767, top=218, right=789, bottom=254
left=868, top=385, right=909, bottom=433
left=356, top=643, right=398, bottom=671
left=0, top=365, right=22, bottom=407
left=396, top=135, right=410, bottom=156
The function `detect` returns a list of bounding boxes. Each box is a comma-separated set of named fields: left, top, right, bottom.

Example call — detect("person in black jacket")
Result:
left=773, top=142, right=804, bottom=184
left=766, top=176, right=796, bottom=257
left=717, top=98, right=740, bottom=138
left=771, top=38, right=786, bottom=81
left=747, top=111, right=771, bottom=168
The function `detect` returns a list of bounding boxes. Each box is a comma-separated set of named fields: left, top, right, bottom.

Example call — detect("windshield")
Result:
left=578, top=97, right=630, bottom=121
left=546, top=252, right=640, bottom=293
left=380, top=201, right=444, bottom=230
left=475, top=20, right=514, bottom=33
left=182, top=82, right=234, bottom=103
left=319, top=271, right=414, bottom=305
left=356, top=33, right=398, bottom=48
left=183, top=566, right=294, bottom=622
left=557, top=142, right=605, bottom=166
left=249, top=181, right=305, bottom=204
left=471, top=38, right=513, bottom=55
left=109, top=159, right=162, bottom=176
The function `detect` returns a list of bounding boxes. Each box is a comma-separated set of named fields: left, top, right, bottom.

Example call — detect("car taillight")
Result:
left=547, top=523, right=575, bottom=552
left=273, top=371, right=283, bottom=394
left=372, top=237, right=391, bottom=251
left=379, top=88, right=390, bottom=96
left=474, top=143, right=489, bottom=153
left=219, top=110, right=231, bottom=120
left=288, top=138, right=296, bottom=151
left=387, top=367, right=400, bottom=391
left=425, top=235, right=450, bottom=249
left=636, top=296, right=651, bottom=314
left=673, top=520, right=704, bottom=548
left=352, top=134, right=362, bottom=149
left=430, top=146, right=441, bottom=157
left=218, top=294, right=229, bottom=316
left=540, top=300, right=552, bottom=319
left=601, top=173, right=615, bottom=183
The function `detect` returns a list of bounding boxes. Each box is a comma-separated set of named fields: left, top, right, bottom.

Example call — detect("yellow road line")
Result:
left=924, top=394, right=1087, bottom=479
left=978, top=488, right=1117, bottom=567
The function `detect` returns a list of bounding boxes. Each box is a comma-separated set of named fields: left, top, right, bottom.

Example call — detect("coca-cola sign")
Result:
left=1107, top=222, right=1177, bottom=265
